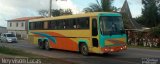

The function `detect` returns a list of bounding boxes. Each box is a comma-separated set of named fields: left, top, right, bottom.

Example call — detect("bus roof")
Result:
left=30, top=12, right=120, bottom=22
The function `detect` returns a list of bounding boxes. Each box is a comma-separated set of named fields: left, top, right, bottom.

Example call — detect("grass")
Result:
left=0, top=46, right=75, bottom=64
left=0, top=46, right=40, bottom=58
left=128, top=45, right=160, bottom=50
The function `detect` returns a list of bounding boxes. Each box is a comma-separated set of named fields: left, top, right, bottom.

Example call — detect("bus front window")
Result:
left=100, top=16, right=125, bottom=35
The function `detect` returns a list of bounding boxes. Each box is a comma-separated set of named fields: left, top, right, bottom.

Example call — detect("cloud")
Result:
left=56, top=0, right=80, bottom=14
left=0, top=0, right=79, bottom=27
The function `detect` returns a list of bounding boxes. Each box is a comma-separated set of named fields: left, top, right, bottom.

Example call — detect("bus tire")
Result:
left=44, top=41, right=51, bottom=50
left=80, top=43, right=89, bottom=56
left=38, top=40, right=45, bottom=49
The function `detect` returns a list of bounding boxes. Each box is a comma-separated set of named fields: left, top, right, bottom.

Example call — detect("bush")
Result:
left=149, top=26, right=160, bottom=38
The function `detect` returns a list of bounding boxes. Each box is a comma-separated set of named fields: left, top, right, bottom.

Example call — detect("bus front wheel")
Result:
left=80, top=43, right=89, bottom=56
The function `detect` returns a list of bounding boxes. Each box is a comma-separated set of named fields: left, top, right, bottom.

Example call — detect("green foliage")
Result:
left=51, top=9, right=72, bottom=16
left=0, top=46, right=23, bottom=55
left=101, top=0, right=113, bottom=12
left=150, top=25, right=160, bottom=37
left=39, top=10, right=49, bottom=17
left=83, top=0, right=117, bottom=12
left=135, top=16, right=144, bottom=25
left=38, top=9, right=72, bottom=17
left=140, top=0, right=160, bottom=27
left=0, top=46, right=41, bottom=57
left=83, top=3, right=103, bottom=12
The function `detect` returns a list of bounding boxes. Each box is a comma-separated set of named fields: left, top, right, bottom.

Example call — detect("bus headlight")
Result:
left=105, top=49, right=108, bottom=51
left=111, top=49, right=114, bottom=52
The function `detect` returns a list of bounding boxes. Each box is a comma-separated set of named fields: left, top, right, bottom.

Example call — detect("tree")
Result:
left=150, top=25, right=160, bottom=38
left=141, top=0, right=160, bottom=27
left=101, top=0, right=113, bottom=11
left=83, top=3, right=102, bottom=12
left=83, top=0, right=116, bottom=12
left=38, top=10, right=49, bottom=17
left=135, top=16, right=145, bottom=25
left=38, top=9, right=72, bottom=17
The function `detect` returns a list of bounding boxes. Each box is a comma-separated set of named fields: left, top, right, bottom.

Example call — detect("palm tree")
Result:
left=83, top=0, right=115, bottom=12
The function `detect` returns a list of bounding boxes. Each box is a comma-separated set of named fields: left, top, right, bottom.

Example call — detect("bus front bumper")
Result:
left=101, top=45, right=127, bottom=53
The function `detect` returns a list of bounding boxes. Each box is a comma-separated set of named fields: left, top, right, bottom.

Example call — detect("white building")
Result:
left=7, top=16, right=43, bottom=39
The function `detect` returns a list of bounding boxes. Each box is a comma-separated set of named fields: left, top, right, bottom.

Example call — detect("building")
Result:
left=7, top=16, right=43, bottom=39
left=0, top=26, right=7, bottom=34
left=120, top=0, right=143, bottom=31
left=120, top=0, right=153, bottom=46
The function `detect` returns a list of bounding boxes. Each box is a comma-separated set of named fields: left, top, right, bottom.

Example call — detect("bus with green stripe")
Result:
left=28, top=12, right=127, bottom=55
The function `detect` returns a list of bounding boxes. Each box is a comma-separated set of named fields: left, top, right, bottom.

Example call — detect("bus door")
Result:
left=92, top=18, right=99, bottom=48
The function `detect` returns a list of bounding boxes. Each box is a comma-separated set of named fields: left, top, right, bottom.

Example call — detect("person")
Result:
left=73, top=25, right=76, bottom=29
left=111, top=23, right=118, bottom=35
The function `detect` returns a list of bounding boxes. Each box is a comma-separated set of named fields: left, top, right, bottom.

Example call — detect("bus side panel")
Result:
left=46, top=31, right=90, bottom=51
left=28, top=33, right=38, bottom=45
left=30, top=30, right=91, bottom=51
left=49, top=37, right=79, bottom=51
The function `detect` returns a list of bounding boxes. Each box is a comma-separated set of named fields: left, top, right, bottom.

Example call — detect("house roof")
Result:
left=0, top=26, right=6, bottom=28
left=120, top=0, right=143, bottom=30
left=7, top=16, right=43, bottom=22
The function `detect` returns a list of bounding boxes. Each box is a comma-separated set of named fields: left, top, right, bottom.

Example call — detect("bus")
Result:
left=28, top=12, right=127, bottom=55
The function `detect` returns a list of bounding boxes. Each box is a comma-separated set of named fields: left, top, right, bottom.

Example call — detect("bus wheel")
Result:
left=38, top=40, right=45, bottom=49
left=45, top=41, right=51, bottom=50
left=80, top=43, right=89, bottom=56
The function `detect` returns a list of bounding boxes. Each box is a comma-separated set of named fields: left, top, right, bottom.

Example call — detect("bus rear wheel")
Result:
left=80, top=43, right=89, bottom=56
left=45, top=41, right=51, bottom=50
left=38, top=40, right=45, bottom=49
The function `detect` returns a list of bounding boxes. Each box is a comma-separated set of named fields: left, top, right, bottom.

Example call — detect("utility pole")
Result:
left=49, top=0, right=52, bottom=17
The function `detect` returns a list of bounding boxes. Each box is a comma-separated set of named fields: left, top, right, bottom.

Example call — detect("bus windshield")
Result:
left=100, top=16, right=125, bottom=35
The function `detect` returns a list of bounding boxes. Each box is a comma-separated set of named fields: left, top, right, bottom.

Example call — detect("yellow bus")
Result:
left=28, top=12, right=127, bottom=55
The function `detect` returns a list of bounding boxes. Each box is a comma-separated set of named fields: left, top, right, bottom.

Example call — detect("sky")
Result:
left=0, top=0, right=143, bottom=27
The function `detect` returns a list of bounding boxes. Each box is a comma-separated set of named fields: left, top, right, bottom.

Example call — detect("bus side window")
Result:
left=73, top=19, right=76, bottom=29
left=76, top=17, right=89, bottom=29
left=56, top=20, right=61, bottom=29
left=54, top=20, right=58, bottom=29
left=63, top=20, right=66, bottom=29
left=29, top=22, right=33, bottom=30
left=92, top=18, right=98, bottom=36
left=44, top=22, right=48, bottom=29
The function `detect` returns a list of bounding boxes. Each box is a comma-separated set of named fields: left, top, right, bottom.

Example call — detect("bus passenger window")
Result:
left=63, top=21, right=66, bottom=29
left=44, top=22, right=48, bottom=29
left=29, top=22, right=34, bottom=30
left=92, top=18, right=98, bottom=36
left=55, top=21, right=59, bottom=29
left=52, top=21, right=56, bottom=29
left=73, top=19, right=77, bottom=29
left=76, top=17, right=89, bottom=29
